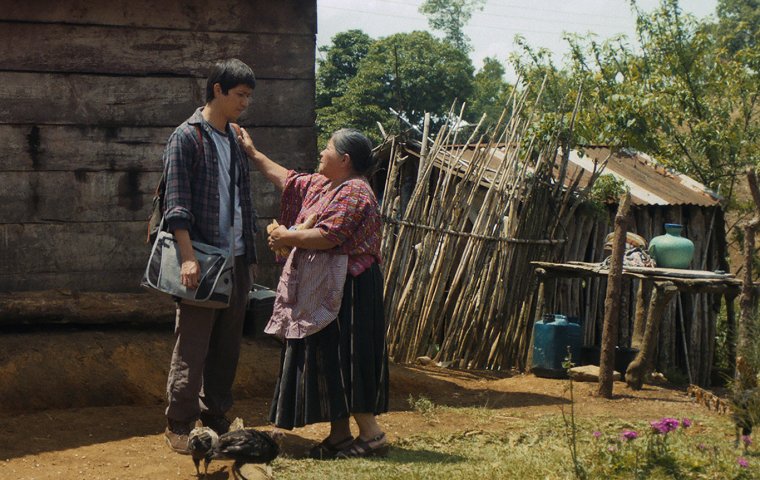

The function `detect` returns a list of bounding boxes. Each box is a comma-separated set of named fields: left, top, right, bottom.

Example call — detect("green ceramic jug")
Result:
left=649, top=223, right=694, bottom=269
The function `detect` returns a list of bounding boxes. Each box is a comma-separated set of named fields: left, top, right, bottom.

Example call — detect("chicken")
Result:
left=267, top=214, right=318, bottom=258
left=188, top=421, right=219, bottom=477
left=213, top=418, right=279, bottom=480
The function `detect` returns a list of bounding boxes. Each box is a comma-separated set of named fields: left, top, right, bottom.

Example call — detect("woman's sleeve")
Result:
left=279, top=171, right=314, bottom=227
left=315, top=182, right=374, bottom=246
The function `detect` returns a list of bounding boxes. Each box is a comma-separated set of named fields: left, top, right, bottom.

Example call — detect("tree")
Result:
left=318, top=31, right=475, bottom=145
left=629, top=0, right=759, bottom=195
left=512, top=0, right=759, bottom=201
left=716, top=0, right=760, bottom=64
left=316, top=30, right=373, bottom=109
left=467, top=57, right=512, bottom=128
left=419, top=0, right=485, bottom=52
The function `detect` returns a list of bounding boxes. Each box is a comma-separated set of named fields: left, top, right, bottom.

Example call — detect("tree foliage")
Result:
left=316, top=30, right=373, bottom=110
left=317, top=31, right=474, bottom=145
left=419, top=0, right=486, bottom=52
left=511, top=0, right=759, bottom=201
left=467, top=57, right=512, bottom=128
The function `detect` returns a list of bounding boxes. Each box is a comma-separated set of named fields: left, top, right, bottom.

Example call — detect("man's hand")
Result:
left=181, top=259, right=200, bottom=289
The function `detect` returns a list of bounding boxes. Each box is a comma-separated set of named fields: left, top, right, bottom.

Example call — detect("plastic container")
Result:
left=649, top=223, right=694, bottom=269
left=244, top=284, right=276, bottom=337
left=532, top=314, right=582, bottom=378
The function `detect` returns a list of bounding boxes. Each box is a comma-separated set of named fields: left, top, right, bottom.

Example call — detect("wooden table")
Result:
left=530, top=261, right=742, bottom=389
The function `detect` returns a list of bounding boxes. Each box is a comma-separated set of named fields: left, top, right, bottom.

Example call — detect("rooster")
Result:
left=213, top=418, right=280, bottom=479
left=188, top=420, right=219, bottom=477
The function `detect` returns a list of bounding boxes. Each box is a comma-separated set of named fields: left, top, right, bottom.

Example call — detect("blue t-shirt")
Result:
left=210, top=126, right=245, bottom=255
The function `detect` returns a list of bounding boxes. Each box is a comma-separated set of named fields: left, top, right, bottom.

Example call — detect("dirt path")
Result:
left=0, top=360, right=719, bottom=480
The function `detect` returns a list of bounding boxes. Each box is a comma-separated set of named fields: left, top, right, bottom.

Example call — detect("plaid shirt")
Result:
left=163, top=107, right=258, bottom=264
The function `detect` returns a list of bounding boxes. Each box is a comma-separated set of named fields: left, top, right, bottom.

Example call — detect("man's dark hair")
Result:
left=205, top=58, right=256, bottom=103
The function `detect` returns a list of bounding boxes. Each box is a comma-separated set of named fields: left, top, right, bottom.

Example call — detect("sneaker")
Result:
left=200, top=412, right=231, bottom=435
left=165, top=418, right=193, bottom=455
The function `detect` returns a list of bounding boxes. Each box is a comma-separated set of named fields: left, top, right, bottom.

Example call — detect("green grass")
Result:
left=270, top=412, right=760, bottom=480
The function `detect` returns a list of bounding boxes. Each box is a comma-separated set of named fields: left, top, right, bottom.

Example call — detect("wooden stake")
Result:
left=626, top=281, right=678, bottom=390
left=598, top=190, right=631, bottom=398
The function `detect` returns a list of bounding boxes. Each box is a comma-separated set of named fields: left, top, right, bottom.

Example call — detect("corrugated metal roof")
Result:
left=566, top=147, right=720, bottom=207
left=435, top=144, right=720, bottom=207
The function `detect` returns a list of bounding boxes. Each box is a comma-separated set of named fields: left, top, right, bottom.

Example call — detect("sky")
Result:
left=317, top=0, right=719, bottom=78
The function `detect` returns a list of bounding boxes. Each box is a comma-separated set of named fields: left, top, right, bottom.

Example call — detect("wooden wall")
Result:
left=549, top=204, right=727, bottom=385
left=0, top=0, right=317, bottom=292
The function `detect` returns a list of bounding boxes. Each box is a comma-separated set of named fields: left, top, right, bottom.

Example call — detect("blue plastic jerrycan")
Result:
left=532, top=314, right=582, bottom=379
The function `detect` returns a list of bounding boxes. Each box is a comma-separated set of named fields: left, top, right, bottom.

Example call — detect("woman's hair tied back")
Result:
left=331, top=128, right=376, bottom=175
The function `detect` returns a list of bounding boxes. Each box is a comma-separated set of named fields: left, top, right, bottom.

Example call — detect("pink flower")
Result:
left=681, top=418, right=691, bottom=429
left=737, top=457, right=749, bottom=468
left=650, top=417, right=679, bottom=434
left=621, top=430, right=639, bottom=441
left=593, top=431, right=602, bottom=439
left=742, top=435, right=752, bottom=447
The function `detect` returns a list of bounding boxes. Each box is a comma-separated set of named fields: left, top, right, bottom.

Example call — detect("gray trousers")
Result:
left=165, top=255, right=252, bottom=423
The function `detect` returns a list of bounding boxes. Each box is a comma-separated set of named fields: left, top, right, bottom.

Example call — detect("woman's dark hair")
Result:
left=332, top=128, right=376, bottom=175
left=206, top=58, right=256, bottom=103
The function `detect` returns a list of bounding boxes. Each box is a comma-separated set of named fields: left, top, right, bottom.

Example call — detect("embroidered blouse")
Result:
left=279, top=170, right=382, bottom=276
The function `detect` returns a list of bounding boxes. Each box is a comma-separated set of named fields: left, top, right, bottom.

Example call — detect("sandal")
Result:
left=335, top=433, right=389, bottom=459
left=308, top=435, right=354, bottom=460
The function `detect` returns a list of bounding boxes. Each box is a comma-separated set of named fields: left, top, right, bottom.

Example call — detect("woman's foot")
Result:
left=335, top=432, right=389, bottom=459
left=307, top=435, right=355, bottom=460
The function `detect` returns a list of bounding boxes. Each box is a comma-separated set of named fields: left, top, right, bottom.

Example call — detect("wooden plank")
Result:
left=0, top=73, right=314, bottom=127
left=0, top=169, right=312, bottom=223
left=0, top=249, right=281, bottom=292
left=1, top=125, right=315, bottom=171
left=0, top=221, right=283, bottom=291
left=0, top=23, right=314, bottom=79
left=0, top=291, right=175, bottom=325
left=0, top=171, right=159, bottom=222
left=0, top=0, right=317, bottom=35
left=0, top=222, right=153, bottom=276
left=0, top=270, right=147, bottom=292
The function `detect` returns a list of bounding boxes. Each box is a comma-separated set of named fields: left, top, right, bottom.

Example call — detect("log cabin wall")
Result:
left=550, top=204, right=726, bottom=385
left=0, top=0, right=317, bottom=292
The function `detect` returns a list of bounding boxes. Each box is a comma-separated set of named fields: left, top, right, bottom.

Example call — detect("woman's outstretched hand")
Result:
left=238, top=127, right=258, bottom=159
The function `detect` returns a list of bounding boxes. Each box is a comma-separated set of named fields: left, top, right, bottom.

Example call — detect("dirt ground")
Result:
left=0, top=335, right=725, bottom=480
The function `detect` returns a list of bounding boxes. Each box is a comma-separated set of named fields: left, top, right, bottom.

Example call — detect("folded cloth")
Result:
left=601, top=247, right=657, bottom=268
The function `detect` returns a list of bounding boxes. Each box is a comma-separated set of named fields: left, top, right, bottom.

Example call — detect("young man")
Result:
left=162, top=58, right=258, bottom=454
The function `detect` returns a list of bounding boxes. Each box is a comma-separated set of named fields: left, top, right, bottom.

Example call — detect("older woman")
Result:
left=239, top=128, right=389, bottom=459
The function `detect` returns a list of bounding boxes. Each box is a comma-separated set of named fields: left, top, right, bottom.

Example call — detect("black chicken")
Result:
left=213, top=425, right=280, bottom=479
left=188, top=422, right=219, bottom=477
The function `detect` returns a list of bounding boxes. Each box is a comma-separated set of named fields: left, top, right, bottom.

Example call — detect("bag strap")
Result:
left=226, top=125, right=237, bottom=261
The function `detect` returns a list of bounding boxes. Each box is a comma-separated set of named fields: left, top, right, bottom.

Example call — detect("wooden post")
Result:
left=626, top=281, right=678, bottom=390
left=526, top=268, right=547, bottom=372
left=738, top=168, right=760, bottom=359
left=631, top=280, right=652, bottom=350
left=726, top=291, right=738, bottom=374
left=598, top=191, right=631, bottom=398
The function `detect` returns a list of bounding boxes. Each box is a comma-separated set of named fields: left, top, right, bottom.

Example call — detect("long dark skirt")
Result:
left=269, top=263, right=389, bottom=429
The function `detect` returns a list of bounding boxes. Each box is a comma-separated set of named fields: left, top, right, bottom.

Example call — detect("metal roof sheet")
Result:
left=566, top=146, right=720, bottom=207
left=434, top=144, right=720, bottom=207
